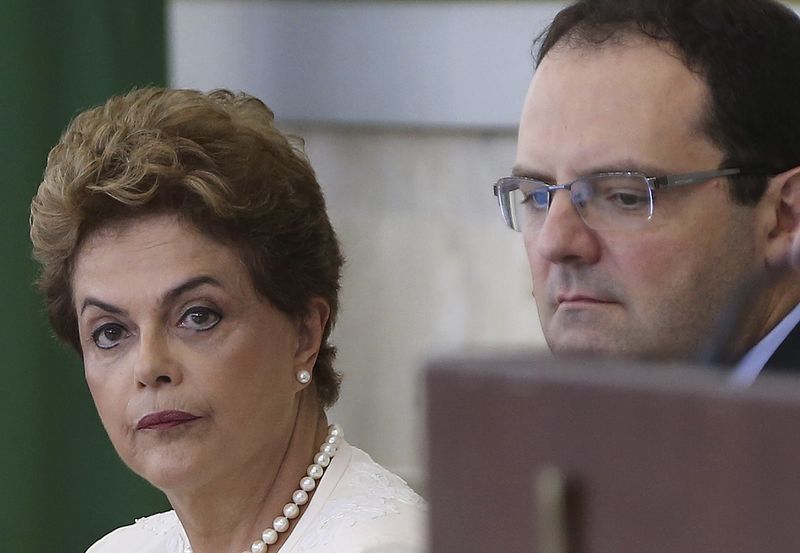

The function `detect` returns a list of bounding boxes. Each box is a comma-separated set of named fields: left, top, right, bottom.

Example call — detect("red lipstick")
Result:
left=136, top=410, right=200, bottom=430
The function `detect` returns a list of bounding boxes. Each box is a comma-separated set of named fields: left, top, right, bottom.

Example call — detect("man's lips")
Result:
left=556, top=293, right=615, bottom=305
left=136, top=410, right=201, bottom=430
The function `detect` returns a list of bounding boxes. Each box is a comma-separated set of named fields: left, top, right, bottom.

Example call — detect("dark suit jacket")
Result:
left=764, top=320, right=800, bottom=372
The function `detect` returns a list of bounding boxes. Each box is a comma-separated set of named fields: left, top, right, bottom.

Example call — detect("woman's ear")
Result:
left=294, top=298, right=331, bottom=373
left=765, top=166, right=800, bottom=269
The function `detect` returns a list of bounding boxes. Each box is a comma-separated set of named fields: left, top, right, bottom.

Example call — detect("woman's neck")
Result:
left=167, top=388, right=329, bottom=553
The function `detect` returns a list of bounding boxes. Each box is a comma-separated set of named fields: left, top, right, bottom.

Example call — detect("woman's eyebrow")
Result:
left=161, top=275, right=225, bottom=305
left=80, top=298, right=125, bottom=316
left=79, top=275, right=224, bottom=316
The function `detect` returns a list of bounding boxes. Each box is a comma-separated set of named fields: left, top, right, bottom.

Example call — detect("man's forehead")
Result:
left=535, top=35, right=700, bottom=92
left=517, top=36, right=718, bottom=179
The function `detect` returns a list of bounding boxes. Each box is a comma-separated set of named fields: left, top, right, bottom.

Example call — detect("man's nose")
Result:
left=529, top=189, right=601, bottom=265
left=133, top=330, right=183, bottom=388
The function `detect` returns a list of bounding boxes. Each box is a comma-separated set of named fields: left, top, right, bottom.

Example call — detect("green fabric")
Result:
left=1, top=1, right=169, bottom=551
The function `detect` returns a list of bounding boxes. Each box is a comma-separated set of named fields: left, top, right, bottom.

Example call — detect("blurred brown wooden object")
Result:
left=426, top=353, right=800, bottom=553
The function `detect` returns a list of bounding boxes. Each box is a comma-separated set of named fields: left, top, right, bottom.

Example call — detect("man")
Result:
left=494, top=0, right=800, bottom=383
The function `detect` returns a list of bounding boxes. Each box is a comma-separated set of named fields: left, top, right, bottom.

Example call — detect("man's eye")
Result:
left=179, top=307, right=222, bottom=331
left=521, top=188, right=550, bottom=209
left=92, top=323, right=128, bottom=350
left=607, top=191, right=649, bottom=210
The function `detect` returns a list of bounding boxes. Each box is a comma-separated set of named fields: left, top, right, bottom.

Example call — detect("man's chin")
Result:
left=544, top=326, right=623, bottom=357
left=546, top=336, right=692, bottom=364
left=548, top=341, right=623, bottom=359
left=544, top=325, right=648, bottom=359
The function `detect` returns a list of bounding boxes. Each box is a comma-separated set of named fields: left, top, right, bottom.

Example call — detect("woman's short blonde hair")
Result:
left=30, top=87, right=344, bottom=408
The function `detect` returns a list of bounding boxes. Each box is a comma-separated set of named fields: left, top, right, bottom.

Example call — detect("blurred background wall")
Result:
left=7, top=1, right=797, bottom=551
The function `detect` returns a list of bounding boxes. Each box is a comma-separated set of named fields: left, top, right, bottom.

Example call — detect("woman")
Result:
left=29, top=87, right=425, bottom=553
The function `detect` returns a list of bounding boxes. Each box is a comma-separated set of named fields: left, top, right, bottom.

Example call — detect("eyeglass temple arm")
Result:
left=650, top=168, right=768, bottom=189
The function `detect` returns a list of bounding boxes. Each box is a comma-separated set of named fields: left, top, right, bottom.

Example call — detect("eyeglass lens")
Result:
left=505, top=174, right=654, bottom=231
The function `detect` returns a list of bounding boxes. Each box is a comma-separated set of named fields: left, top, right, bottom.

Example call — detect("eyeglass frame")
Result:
left=493, top=167, right=769, bottom=232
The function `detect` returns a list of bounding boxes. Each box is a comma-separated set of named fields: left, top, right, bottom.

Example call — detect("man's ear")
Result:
left=765, top=166, right=800, bottom=269
left=794, top=223, right=800, bottom=270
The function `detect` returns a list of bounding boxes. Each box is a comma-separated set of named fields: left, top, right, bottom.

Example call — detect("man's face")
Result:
left=516, top=39, right=766, bottom=361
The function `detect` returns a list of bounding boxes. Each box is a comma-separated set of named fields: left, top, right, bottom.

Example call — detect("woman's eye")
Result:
left=179, top=307, right=222, bottom=331
left=91, top=323, right=129, bottom=350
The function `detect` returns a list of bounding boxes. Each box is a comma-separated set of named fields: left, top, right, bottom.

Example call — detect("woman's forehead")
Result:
left=72, top=215, right=249, bottom=305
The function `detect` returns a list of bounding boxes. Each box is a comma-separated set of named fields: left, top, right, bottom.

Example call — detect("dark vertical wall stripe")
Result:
left=1, top=2, right=169, bottom=551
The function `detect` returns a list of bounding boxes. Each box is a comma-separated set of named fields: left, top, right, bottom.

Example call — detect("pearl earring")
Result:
left=296, top=370, right=311, bottom=384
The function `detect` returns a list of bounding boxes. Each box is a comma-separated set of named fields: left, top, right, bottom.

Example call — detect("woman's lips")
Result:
left=136, top=410, right=201, bottom=430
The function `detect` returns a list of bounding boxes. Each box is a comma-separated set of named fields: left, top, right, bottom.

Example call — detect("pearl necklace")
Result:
left=184, top=424, right=343, bottom=553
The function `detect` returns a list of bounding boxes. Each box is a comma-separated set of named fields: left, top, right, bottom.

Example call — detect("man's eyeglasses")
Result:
left=493, top=168, right=766, bottom=232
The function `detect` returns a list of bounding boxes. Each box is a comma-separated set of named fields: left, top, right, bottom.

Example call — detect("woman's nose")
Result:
left=133, top=330, right=182, bottom=388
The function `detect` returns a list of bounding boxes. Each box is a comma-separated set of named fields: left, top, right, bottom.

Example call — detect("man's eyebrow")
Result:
left=510, top=160, right=671, bottom=183
left=511, top=165, right=555, bottom=183
left=79, top=275, right=225, bottom=316
left=578, top=160, right=670, bottom=177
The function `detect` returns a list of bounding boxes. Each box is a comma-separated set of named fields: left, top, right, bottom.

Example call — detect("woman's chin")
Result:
left=126, top=450, right=210, bottom=494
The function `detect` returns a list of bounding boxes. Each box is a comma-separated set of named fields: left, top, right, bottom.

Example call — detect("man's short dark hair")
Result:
left=535, top=0, right=800, bottom=205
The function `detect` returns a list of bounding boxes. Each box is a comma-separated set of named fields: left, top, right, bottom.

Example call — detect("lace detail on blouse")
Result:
left=134, top=511, right=179, bottom=535
left=134, top=511, right=190, bottom=552
left=293, top=451, right=426, bottom=551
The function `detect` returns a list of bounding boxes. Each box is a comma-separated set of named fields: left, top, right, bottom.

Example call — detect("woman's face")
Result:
left=71, top=214, right=321, bottom=493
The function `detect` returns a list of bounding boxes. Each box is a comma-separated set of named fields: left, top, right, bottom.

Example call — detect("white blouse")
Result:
left=86, top=440, right=427, bottom=553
